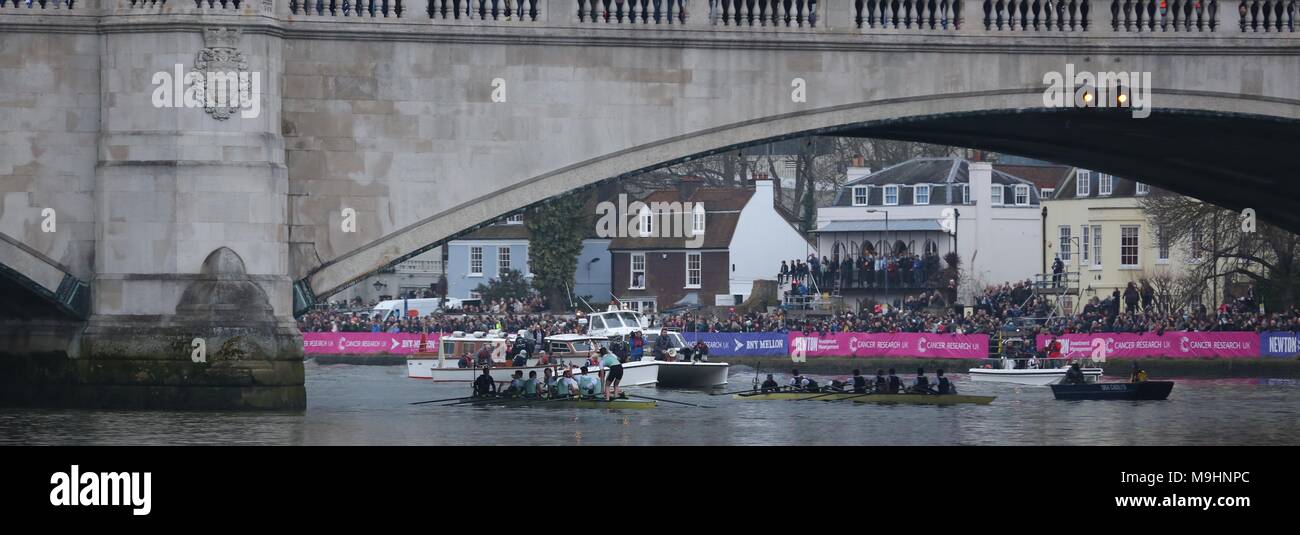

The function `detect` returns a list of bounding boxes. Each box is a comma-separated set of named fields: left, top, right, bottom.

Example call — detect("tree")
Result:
left=526, top=191, right=591, bottom=311
left=1140, top=190, right=1300, bottom=310
left=472, top=268, right=533, bottom=303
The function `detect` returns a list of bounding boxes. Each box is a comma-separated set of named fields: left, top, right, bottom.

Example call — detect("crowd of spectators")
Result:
left=298, top=281, right=1297, bottom=339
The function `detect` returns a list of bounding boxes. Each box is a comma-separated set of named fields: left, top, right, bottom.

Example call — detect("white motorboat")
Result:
left=968, top=358, right=1103, bottom=386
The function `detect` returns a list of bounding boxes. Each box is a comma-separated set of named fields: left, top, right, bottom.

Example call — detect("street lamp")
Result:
left=866, top=209, right=889, bottom=298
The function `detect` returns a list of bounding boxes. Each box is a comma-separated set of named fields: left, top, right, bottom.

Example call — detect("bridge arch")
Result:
left=301, top=88, right=1300, bottom=306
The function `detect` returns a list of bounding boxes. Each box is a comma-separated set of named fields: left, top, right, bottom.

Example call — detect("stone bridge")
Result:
left=1, top=0, right=1297, bottom=408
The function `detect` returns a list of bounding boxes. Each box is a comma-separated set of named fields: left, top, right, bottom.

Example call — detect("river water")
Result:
left=2, top=361, right=1299, bottom=445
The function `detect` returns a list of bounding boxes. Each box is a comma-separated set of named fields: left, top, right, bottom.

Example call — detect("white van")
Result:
left=371, top=298, right=444, bottom=321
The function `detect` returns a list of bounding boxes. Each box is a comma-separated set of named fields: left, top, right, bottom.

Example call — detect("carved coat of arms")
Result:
left=195, top=28, right=249, bottom=121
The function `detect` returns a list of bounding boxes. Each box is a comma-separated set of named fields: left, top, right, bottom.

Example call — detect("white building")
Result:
left=815, top=157, right=1044, bottom=304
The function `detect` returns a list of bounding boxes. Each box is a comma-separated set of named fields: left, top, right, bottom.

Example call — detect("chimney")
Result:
left=851, top=155, right=865, bottom=167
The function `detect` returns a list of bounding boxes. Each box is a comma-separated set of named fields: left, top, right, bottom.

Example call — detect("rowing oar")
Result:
left=623, top=393, right=715, bottom=409
left=712, top=387, right=759, bottom=396
left=443, top=395, right=505, bottom=407
left=410, top=395, right=478, bottom=405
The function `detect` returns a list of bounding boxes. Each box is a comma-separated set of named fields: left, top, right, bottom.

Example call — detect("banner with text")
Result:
left=680, top=332, right=789, bottom=357
left=788, top=332, right=989, bottom=359
left=303, top=332, right=439, bottom=355
left=1259, top=331, right=1300, bottom=358
left=1036, top=332, right=1258, bottom=359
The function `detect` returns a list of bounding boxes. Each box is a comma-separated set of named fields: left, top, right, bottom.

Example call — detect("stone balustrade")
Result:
left=2, top=0, right=1295, bottom=36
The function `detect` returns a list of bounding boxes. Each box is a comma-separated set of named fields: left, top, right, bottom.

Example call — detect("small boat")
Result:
left=465, top=396, right=657, bottom=410
left=1050, top=381, right=1174, bottom=401
left=968, top=364, right=1104, bottom=386
left=733, top=391, right=995, bottom=405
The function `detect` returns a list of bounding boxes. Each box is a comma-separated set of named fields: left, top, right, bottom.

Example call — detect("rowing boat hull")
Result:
left=468, top=397, right=657, bottom=409
left=733, top=392, right=995, bottom=405
left=1050, top=381, right=1174, bottom=400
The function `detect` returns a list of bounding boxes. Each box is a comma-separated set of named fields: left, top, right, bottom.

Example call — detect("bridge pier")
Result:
left=0, top=8, right=303, bottom=410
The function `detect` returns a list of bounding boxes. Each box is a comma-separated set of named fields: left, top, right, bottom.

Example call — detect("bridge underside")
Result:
left=836, top=108, right=1300, bottom=232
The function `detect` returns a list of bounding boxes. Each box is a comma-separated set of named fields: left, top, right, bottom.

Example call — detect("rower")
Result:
left=472, top=367, right=497, bottom=398
left=522, top=370, right=540, bottom=399
left=850, top=369, right=867, bottom=394
left=886, top=368, right=902, bottom=394
left=503, top=370, right=525, bottom=398
left=788, top=369, right=810, bottom=391
left=760, top=374, right=780, bottom=393
left=874, top=369, right=887, bottom=393
left=599, top=347, right=624, bottom=401
left=1062, top=363, right=1086, bottom=385
left=542, top=367, right=557, bottom=396
left=576, top=366, right=600, bottom=398
left=935, top=369, right=956, bottom=395
left=912, top=367, right=932, bottom=394
left=555, top=368, right=579, bottom=398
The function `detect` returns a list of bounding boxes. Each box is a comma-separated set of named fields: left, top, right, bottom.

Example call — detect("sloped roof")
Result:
left=993, top=163, right=1073, bottom=191
left=832, top=157, right=1041, bottom=207
left=608, top=187, right=754, bottom=250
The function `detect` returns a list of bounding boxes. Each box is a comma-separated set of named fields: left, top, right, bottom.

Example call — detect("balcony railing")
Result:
left=1, top=0, right=1296, bottom=37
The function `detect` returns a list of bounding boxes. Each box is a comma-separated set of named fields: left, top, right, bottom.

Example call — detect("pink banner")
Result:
left=303, top=332, right=440, bottom=355
left=1035, top=332, right=1258, bottom=359
left=788, top=332, right=989, bottom=359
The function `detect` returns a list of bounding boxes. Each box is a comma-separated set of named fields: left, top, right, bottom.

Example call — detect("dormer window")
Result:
left=1136, top=182, right=1150, bottom=195
left=1077, top=170, right=1092, bottom=196
left=884, top=185, right=899, bottom=206
left=852, top=186, right=869, bottom=206
left=1015, top=185, right=1030, bottom=206
left=914, top=185, right=930, bottom=205
left=1099, top=174, right=1113, bottom=196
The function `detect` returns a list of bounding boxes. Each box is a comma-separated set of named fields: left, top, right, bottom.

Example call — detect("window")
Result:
left=469, top=246, right=483, bottom=276
left=884, top=185, right=899, bottom=206
left=852, top=186, right=869, bottom=206
left=1041, top=188, right=1055, bottom=199
left=685, top=253, right=702, bottom=288
left=1121, top=225, right=1139, bottom=267
left=639, top=206, right=654, bottom=237
left=1091, top=225, right=1103, bottom=266
left=961, top=184, right=970, bottom=204
left=630, top=253, right=646, bottom=289
left=1076, top=170, right=1091, bottom=196
left=1014, top=185, right=1030, bottom=206
left=1081, top=225, right=1090, bottom=264
left=914, top=185, right=930, bottom=205
left=1099, top=174, right=1113, bottom=196
left=504, top=213, right=524, bottom=224
left=692, top=204, right=706, bottom=234
left=1157, top=225, right=1170, bottom=261
left=498, top=247, right=511, bottom=274
left=1136, top=182, right=1150, bottom=195
left=1189, top=224, right=1204, bottom=261
left=991, top=185, right=1003, bottom=205
left=1059, top=226, right=1072, bottom=263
